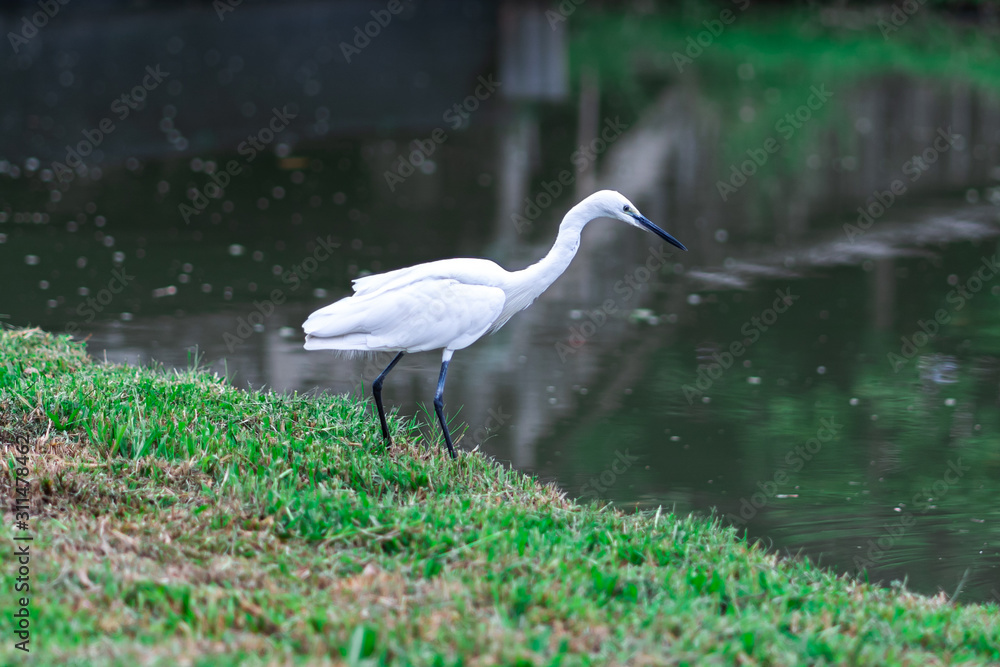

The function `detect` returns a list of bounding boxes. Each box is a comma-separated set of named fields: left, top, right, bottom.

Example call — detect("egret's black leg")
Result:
left=433, top=354, right=457, bottom=459
left=372, top=352, right=404, bottom=446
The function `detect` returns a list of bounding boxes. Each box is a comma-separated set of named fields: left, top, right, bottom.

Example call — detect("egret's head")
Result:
left=591, top=190, right=687, bottom=251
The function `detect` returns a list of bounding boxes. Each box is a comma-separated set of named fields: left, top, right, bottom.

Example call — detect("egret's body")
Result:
left=303, top=190, right=686, bottom=458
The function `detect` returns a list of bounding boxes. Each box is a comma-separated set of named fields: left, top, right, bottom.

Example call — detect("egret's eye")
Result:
left=623, top=205, right=631, bottom=213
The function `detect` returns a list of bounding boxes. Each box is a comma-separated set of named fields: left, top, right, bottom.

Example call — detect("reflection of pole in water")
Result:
left=492, top=2, right=569, bottom=258
left=575, top=68, right=599, bottom=202
left=874, top=257, right=896, bottom=331
left=493, top=107, right=536, bottom=257
left=947, top=81, right=972, bottom=184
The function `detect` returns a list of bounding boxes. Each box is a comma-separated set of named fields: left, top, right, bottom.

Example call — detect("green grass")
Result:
left=1, top=327, right=998, bottom=665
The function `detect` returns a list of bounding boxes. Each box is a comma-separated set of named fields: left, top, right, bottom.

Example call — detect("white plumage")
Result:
left=303, top=190, right=687, bottom=458
left=303, top=260, right=507, bottom=352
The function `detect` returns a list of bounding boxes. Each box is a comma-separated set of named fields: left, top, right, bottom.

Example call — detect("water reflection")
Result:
left=2, top=5, right=1000, bottom=603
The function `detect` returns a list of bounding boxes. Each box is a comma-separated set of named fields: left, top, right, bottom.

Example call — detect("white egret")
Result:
left=303, top=190, right=687, bottom=458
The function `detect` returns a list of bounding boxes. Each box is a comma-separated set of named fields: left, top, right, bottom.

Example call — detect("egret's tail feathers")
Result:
left=302, top=295, right=403, bottom=351
left=303, top=333, right=374, bottom=351
left=302, top=296, right=371, bottom=338
left=300, top=341, right=399, bottom=361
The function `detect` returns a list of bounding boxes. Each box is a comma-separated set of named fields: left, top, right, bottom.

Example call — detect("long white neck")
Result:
left=510, top=196, right=602, bottom=299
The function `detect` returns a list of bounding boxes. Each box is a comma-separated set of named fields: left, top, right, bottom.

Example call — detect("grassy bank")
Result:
left=1, top=328, right=998, bottom=665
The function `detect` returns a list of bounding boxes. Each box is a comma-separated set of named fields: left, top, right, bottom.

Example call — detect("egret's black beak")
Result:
left=635, top=214, right=687, bottom=251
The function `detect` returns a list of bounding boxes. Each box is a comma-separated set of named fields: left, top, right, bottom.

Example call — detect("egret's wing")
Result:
left=351, top=258, right=503, bottom=297
left=364, top=280, right=505, bottom=352
left=305, top=278, right=505, bottom=353
left=351, top=264, right=424, bottom=296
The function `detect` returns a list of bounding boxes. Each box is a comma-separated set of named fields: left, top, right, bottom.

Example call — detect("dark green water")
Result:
left=543, top=238, right=1000, bottom=603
